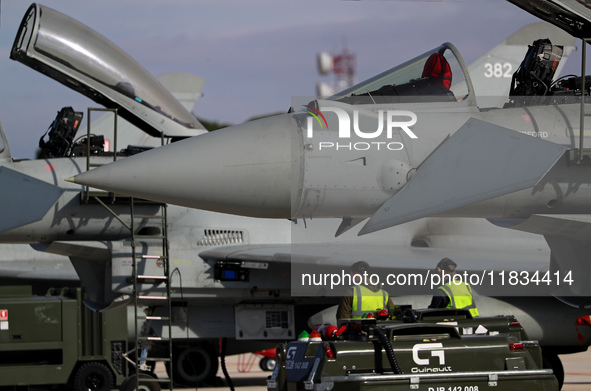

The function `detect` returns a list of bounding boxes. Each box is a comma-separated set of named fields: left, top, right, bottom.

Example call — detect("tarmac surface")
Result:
left=560, top=349, right=591, bottom=391
left=152, top=349, right=591, bottom=391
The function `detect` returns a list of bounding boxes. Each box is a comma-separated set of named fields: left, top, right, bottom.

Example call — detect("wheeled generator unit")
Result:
left=0, top=286, right=128, bottom=391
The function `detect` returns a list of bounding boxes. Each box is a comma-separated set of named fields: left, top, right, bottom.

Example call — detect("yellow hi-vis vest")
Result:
left=437, top=281, right=479, bottom=318
left=352, top=285, right=388, bottom=318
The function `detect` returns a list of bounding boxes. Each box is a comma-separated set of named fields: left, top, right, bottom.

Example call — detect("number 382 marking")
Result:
left=484, top=62, right=512, bottom=78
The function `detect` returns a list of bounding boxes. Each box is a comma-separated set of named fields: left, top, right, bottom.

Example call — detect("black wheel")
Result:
left=119, top=374, right=161, bottom=391
left=543, top=351, right=564, bottom=390
left=259, top=357, right=277, bottom=372
left=167, top=344, right=218, bottom=386
left=71, top=362, right=114, bottom=391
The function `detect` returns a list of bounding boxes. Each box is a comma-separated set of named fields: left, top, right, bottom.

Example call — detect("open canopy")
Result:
left=11, top=3, right=206, bottom=138
left=508, top=0, right=591, bottom=39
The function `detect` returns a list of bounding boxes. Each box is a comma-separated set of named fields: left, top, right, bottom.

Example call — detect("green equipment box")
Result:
left=269, top=318, right=558, bottom=391
left=0, top=286, right=128, bottom=391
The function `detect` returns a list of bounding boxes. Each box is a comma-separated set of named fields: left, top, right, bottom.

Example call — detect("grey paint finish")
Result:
left=0, top=167, right=64, bottom=233
left=360, top=118, right=568, bottom=234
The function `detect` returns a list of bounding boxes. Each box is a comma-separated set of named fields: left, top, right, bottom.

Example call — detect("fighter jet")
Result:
left=5, top=3, right=590, bottom=386
left=68, top=1, right=591, bottom=302
left=0, top=71, right=205, bottom=289
left=65, top=6, right=584, bottom=233
left=67, top=28, right=585, bottom=231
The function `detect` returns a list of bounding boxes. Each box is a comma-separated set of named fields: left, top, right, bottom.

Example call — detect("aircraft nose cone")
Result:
left=71, top=114, right=297, bottom=218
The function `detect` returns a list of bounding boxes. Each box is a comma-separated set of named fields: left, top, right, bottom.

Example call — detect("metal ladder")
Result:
left=81, top=107, right=174, bottom=389
left=83, top=108, right=119, bottom=203
left=129, top=198, right=174, bottom=390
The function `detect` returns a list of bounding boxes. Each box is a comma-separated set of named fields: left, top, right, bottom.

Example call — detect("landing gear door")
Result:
left=235, top=304, right=295, bottom=340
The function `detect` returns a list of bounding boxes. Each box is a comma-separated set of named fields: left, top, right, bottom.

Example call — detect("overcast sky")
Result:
left=0, top=0, right=585, bottom=159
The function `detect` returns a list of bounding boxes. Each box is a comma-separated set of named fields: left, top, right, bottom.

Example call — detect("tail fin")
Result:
left=157, top=72, right=205, bottom=113
left=0, top=121, right=12, bottom=162
left=469, top=22, right=576, bottom=108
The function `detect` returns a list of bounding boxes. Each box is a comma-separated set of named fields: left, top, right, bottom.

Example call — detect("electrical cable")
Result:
left=170, top=267, right=198, bottom=387
left=221, top=338, right=235, bottom=391
left=374, top=327, right=402, bottom=374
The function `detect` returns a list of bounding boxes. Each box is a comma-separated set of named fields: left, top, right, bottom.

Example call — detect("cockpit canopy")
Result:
left=11, top=4, right=205, bottom=138
left=329, top=43, right=472, bottom=105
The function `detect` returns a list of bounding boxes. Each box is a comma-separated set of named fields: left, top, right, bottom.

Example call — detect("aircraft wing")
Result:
left=489, top=214, right=591, bottom=241
left=359, top=118, right=568, bottom=235
left=200, top=242, right=544, bottom=270
left=0, top=167, right=64, bottom=232
left=199, top=236, right=551, bottom=297
left=489, top=214, right=591, bottom=298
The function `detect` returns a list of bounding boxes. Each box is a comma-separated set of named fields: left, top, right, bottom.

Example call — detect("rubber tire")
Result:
left=543, top=352, right=564, bottom=390
left=119, top=374, right=161, bottom=391
left=71, top=362, right=114, bottom=391
left=259, top=357, right=277, bottom=372
left=169, top=344, right=218, bottom=387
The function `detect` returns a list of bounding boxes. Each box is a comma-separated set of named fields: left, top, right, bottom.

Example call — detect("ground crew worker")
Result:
left=336, top=261, right=394, bottom=319
left=428, top=257, right=479, bottom=317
